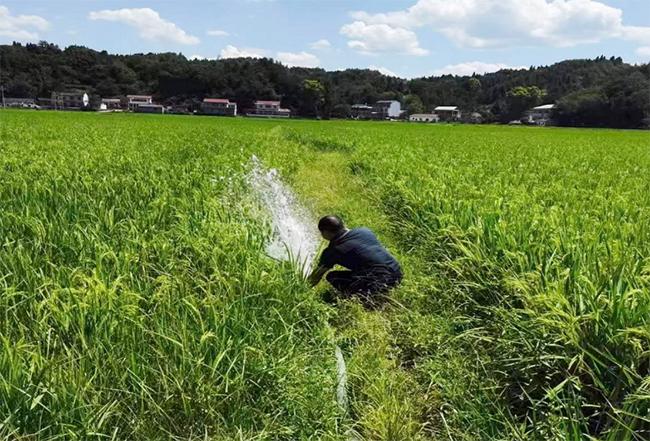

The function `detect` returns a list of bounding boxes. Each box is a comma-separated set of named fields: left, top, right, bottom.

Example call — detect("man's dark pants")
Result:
left=326, top=265, right=402, bottom=299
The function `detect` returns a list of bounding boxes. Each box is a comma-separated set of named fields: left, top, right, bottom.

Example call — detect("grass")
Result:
left=1, top=110, right=649, bottom=440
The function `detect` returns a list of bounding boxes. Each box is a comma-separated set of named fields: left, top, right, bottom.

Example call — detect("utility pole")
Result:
left=0, top=53, right=5, bottom=109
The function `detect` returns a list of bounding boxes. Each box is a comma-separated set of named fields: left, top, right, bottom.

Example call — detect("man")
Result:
left=308, top=215, right=402, bottom=300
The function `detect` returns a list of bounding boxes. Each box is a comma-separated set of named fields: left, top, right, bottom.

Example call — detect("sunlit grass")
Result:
left=1, top=110, right=649, bottom=440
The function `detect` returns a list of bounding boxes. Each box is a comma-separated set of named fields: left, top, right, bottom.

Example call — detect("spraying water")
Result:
left=248, top=155, right=319, bottom=275
left=246, top=155, right=350, bottom=417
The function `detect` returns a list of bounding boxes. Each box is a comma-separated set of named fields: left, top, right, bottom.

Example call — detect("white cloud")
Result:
left=369, top=65, right=398, bottom=77
left=340, top=21, right=428, bottom=55
left=310, top=39, right=331, bottom=50
left=276, top=51, right=320, bottom=67
left=207, top=29, right=229, bottom=37
left=348, top=0, right=650, bottom=49
left=220, top=44, right=266, bottom=59
left=636, top=47, right=650, bottom=58
left=0, top=6, right=49, bottom=41
left=88, top=8, right=199, bottom=45
left=432, top=61, right=526, bottom=76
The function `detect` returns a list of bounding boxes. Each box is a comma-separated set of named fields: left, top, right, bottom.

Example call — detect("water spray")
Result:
left=246, top=155, right=351, bottom=417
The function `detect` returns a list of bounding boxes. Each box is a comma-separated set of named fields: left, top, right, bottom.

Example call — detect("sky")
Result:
left=1, top=0, right=649, bottom=78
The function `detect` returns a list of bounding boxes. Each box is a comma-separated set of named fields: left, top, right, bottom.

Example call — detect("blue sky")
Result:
left=1, top=0, right=649, bottom=78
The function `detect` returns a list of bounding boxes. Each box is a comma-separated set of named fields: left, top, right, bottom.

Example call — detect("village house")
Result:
left=248, top=100, right=290, bottom=117
left=374, top=100, right=402, bottom=119
left=350, top=104, right=373, bottom=119
left=127, top=95, right=153, bottom=111
left=409, top=113, right=439, bottom=123
left=434, top=106, right=461, bottom=122
left=201, top=98, right=237, bottom=116
left=134, top=103, right=165, bottom=114
left=51, top=91, right=89, bottom=110
left=100, top=98, right=123, bottom=111
left=525, top=104, right=555, bottom=125
left=3, top=97, right=37, bottom=108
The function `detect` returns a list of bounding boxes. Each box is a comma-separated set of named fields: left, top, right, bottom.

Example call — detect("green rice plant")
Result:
left=2, top=110, right=649, bottom=440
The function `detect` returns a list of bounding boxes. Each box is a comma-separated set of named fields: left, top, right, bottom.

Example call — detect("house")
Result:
left=248, top=100, right=290, bottom=117
left=434, top=106, right=461, bottom=121
left=351, top=104, right=373, bottom=119
left=374, top=100, right=402, bottom=119
left=525, top=104, right=555, bottom=125
left=3, top=98, right=37, bottom=109
left=101, top=98, right=123, bottom=111
left=201, top=98, right=237, bottom=116
left=134, top=103, right=165, bottom=114
left=127, top=95, right=153, bottom=111
left=409, top=113, right=439, bottom=123
left=51, top=91, right=89, bottom=110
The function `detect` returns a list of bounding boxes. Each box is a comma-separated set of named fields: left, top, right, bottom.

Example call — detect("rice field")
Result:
left=1, top=110, right=649, bottom=440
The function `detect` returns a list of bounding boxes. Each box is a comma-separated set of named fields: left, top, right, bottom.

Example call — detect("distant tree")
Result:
left=403, top=94, right=425, bottom=115
left=503, top=85, right=547, bottom=122
left=302, top=79, right=325, bottom=117
left=554, top=88, right=609, bottom=127
left=332, top=103, right=351, bottom=119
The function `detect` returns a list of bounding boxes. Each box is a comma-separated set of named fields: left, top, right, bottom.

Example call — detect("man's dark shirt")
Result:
left=318, top=227, right=400, bottom=273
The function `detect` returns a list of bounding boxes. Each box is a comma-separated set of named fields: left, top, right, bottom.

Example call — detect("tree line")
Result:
left=1, top=41, right=649, bottom=128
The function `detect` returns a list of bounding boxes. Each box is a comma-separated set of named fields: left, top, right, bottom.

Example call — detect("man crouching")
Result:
left=308, top=215, right=402, bottom=303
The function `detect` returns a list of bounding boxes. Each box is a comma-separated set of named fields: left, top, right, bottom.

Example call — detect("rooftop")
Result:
left=434, top=106, right=459, bottom=111
left=203, top=98, right=231, bottom=104
left=533, top=104, right=555, bottom=110
left=255, top=100, right=280, bottom=105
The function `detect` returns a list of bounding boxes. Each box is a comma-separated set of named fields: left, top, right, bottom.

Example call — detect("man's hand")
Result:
left=307, top=265, right=328, bottom=287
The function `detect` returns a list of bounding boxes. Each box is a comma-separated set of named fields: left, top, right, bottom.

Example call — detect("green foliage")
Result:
left=1, top=111, right=650, bottom=440
left=503, top=86, right=547, bottom=122
left=403, top=94, right=425, bottom=115
left=1, top=42, right=649, bottom=127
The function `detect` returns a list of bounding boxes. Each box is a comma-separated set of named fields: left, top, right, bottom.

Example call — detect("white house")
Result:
left=409, top=113, right=439, bottom=123
left=374, top=100, right=401, bottom=119
left=127, top=95, right=153, bottom=111
left=248, top=100, right=290, bottom=117
left=525, top=104, right=555, bottom=125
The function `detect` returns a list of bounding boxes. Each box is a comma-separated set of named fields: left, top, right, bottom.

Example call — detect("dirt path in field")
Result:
left=259, top=125, right=441, bottom=440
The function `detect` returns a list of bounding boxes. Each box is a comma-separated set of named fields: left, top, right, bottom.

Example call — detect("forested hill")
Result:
left=1, top=41, right=649, bottom=128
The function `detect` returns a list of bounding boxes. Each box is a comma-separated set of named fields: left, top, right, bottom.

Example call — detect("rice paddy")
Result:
left=1, top=110, right=649, bottom=440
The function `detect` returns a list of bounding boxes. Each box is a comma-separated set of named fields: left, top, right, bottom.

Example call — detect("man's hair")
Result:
left=318, top=215, right=345, bottom=233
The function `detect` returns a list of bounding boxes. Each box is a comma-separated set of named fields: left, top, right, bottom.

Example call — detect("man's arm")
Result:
left=307, top=265, right=329, bottom=287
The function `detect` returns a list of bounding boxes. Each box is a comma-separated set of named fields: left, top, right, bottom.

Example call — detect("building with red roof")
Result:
left=201, top=98, right=237, bottom=116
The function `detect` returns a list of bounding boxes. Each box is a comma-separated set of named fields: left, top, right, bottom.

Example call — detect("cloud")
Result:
left=340, top=21, right=428, bottom=55
left=207, top=29, right=229, bottom=37
left=348, top=0, right=650, bottom=49
left=0, top=5, right=49, bottom=41
left=276, top=51, right=320, bottom=67
left=220, top=44, right=266, bottom=58
left=636, top=47, right=650, bottom=58
left=88, top=8, right=199, bottom=45
left=310, top=39, right=331, bottom=50
left=432, top=61, right=526, bottom=76
left=369, top=65, right=398, bottom=77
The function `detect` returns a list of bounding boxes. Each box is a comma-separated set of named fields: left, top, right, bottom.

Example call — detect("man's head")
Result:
left=318, top=215, right=345, bottom=241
